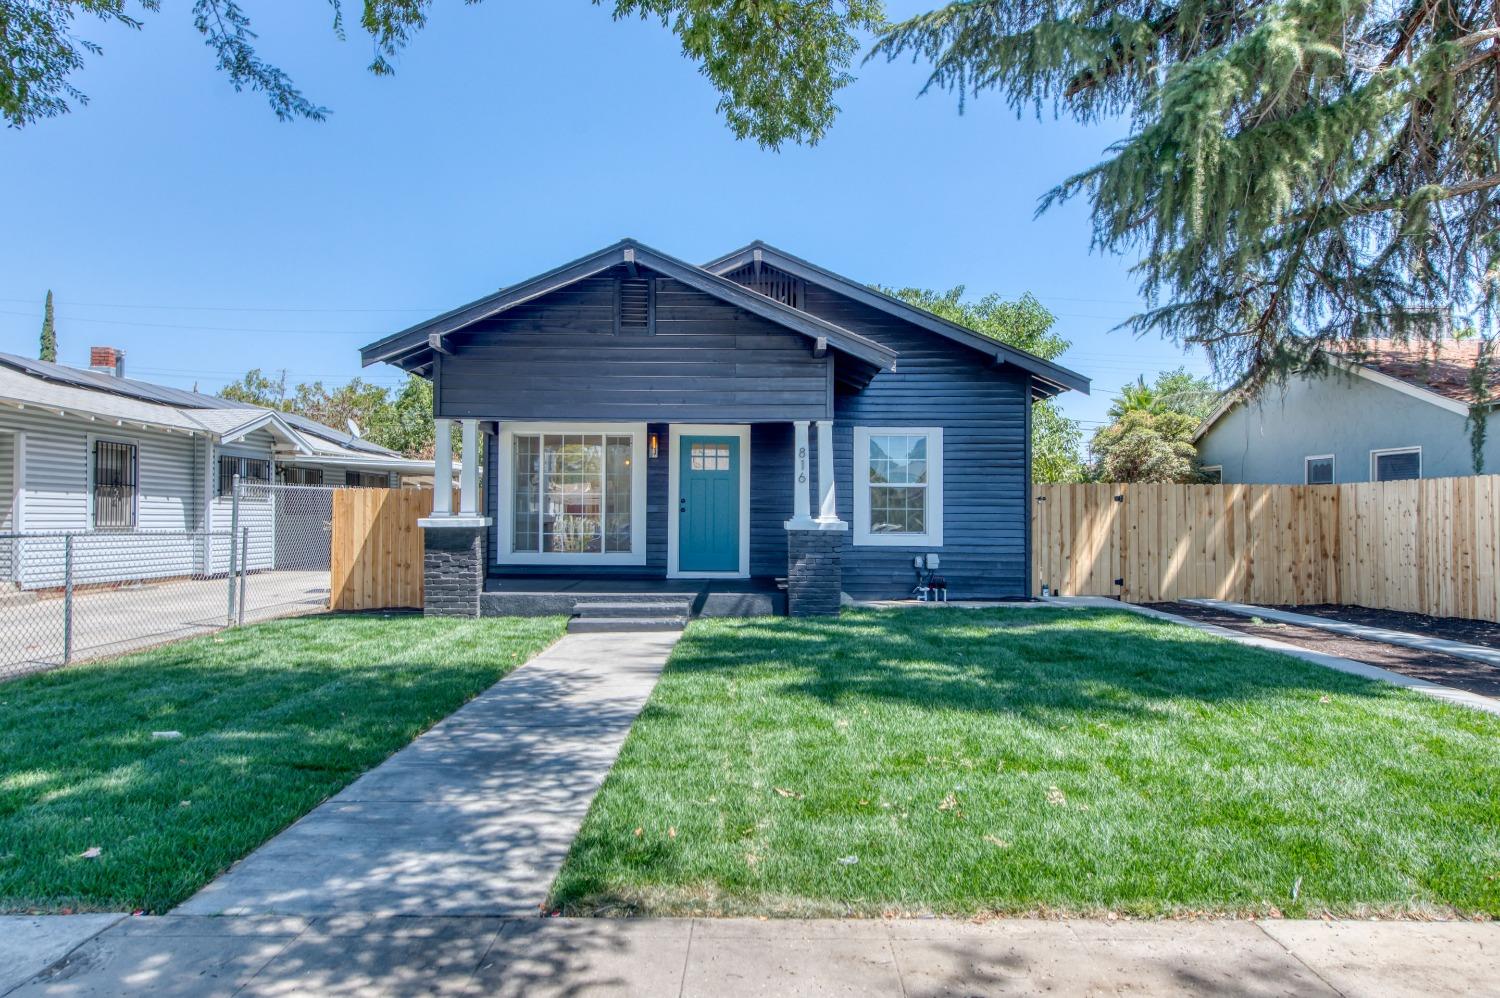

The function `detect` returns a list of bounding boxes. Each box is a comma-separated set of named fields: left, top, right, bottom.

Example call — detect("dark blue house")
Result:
left=360, top=240, right=1089, bottom=619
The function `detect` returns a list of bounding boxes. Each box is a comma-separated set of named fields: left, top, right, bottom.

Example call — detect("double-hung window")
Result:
left=853, top=426, right=944, bottom=546
left=92, top=439, right=137, bottom=530
left=500, top=424, right=647, bottom=564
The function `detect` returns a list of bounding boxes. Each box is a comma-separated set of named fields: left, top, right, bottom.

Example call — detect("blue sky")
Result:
left=0, top=2, right=1213, bottom=432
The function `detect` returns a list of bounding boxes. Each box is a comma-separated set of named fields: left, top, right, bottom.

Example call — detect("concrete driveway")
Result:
left=0, top=571, right=328, bottom=680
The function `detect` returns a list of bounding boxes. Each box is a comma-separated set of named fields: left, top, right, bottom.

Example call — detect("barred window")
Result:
left=346, top=471, right=391, bottom=488
left=280, top=466, right=324, bottom=486
left=218, top=454, right=273, bottom=497
left=92, top=440, right=137, bottom=530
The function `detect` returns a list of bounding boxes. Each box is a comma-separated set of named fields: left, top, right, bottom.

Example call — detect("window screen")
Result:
left=1305, top=457, right=1334, bottom=485
left=1374, top=450, right=1420, bottom=482
left=93, top=440, right=137, bottom=529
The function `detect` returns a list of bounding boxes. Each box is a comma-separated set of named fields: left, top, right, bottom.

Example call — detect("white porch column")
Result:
left=815, top=419, right=842, bottom=524
left=459, top=418, right=479, bottom=516
left=432, top=418, right=453, bottom=516
left=789, top=420, right=813, bottom=526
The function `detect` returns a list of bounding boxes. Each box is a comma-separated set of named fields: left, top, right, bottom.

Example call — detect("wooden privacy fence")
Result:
left=330, top=488, right=432, bottom=612
left=1032, top=476, right=1500, bottom=622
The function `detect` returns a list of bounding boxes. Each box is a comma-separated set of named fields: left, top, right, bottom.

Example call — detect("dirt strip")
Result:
left=1264, top=603, right=1500, bottom=650
left=1147, top=602, right=1500, bottom=700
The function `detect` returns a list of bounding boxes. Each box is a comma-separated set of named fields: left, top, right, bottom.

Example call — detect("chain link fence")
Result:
left=0, top=481, right=367, bottom=683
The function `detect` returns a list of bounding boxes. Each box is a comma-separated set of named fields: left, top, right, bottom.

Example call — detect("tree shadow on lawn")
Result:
left=663, top=608, right=1420, bottom=725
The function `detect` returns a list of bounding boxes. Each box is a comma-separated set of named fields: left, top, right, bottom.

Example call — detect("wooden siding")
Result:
left=801, top=285, right=1033, bottom=599
left=437, top=272, right=832, bottom=423
left=1033, top=478, right=1500, bottom=622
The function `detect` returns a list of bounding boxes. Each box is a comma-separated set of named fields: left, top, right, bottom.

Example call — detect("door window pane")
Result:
left=690, top=443, right=730, bottom=471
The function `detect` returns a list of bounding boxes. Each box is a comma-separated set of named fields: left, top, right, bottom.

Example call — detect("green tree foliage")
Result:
left=1, top=1, right=883, bottom=147
left=218, top=368, right=290, bottom=410
left=871, top=0, right=1499, bottom=400
left=217, top=369, right=433, bottom=458
left=1090, top=409, right=1203, bottom=483
left=881, top=286, right=1087, bottom=482
left=38, top=290, right=56, bottom=362
left=1091, top=368, right=1221, bottom=482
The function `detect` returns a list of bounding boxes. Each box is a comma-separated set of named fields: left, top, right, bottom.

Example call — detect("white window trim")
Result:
left=1201, top=464, right=1223, bottom=483
left=852, top=426, right=944, bottom=547
left=667, top=424, right=751, bottom=579
left=496, top=421, right=648, bottom=566
left=86, top=434, right=140, bottom=531
left=1304, top=454, right=1335, bottom=485
left=1370, top=446, right=1422, bottom=482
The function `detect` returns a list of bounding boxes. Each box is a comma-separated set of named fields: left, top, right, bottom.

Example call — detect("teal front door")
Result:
left=679, top=435, right=740, bottom=573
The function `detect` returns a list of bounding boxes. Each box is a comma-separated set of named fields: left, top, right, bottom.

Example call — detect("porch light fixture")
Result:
left=649, top=432, right=659, bottom=459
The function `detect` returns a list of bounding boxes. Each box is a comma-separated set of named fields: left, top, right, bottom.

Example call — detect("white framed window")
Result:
left=1371, top=447, right=1421, bottom=482
left=497, top=422, right=648, bottom=565
left=1304, top=454, right=1335, bottom=485
left=852, top=426, right=943, bottom=547
left=1202, top=465, right=1223, bottom=484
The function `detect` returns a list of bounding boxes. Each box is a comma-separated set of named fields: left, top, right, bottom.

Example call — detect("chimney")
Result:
left=89, top=346, right=125, bottom=378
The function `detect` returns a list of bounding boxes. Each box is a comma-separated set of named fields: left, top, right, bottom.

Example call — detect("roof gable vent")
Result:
left=618, top=278, right=652, bottom=332
left=726, top=263, right=804, bottom=310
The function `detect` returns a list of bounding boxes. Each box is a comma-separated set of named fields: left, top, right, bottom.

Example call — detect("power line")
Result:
left=0, top=309, right=383, bottom=335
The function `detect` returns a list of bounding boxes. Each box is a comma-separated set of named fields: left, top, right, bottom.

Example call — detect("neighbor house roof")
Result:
left=359, top=238, right=1090, bottom=398
left=0, top=352, right=423, bottom=471
left=1350, top=339, right=1499, bottom=406
left=1191, top=338, right=1494, bottom=442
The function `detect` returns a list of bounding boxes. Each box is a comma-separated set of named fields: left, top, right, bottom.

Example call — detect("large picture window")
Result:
left=500, top=424, right=647, bottom=564
left=853, top=426, right=944, bottom=546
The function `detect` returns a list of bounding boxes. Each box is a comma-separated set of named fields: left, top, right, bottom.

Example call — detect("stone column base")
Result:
left=786, top=528, right=844, bottom=617
left=420, top=518, right=490, bottom=618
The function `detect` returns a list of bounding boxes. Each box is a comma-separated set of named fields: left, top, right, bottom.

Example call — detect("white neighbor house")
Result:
left=0, top=348, right=438, bottom=588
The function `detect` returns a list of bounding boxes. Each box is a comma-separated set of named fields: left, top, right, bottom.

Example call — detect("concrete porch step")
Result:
left=572, top=600, right=693, bottom=619
left=567, top=616, right=687, bottom=634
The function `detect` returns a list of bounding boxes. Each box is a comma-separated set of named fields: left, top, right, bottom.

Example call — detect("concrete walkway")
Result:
left=175, top=630, right=680, bottom=917
left=9, top=914, right=1497, bottom=996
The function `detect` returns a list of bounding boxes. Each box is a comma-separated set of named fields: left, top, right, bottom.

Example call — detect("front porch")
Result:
left=421, top=416, right=851, bottom=619
left=480, top=574, right=786, bottom=623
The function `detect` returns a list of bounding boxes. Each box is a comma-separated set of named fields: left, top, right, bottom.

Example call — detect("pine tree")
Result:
left=39, top=290, right=56, bottom=362
left=873, top=0, right=1499, bottom=436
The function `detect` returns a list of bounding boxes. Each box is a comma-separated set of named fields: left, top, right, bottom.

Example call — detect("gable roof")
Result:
left=359, top=239, right=898, bottom=372
left=1191, top=340, right=1494, bottom=442
left=1352, top=339, right=1497, bottom=406
left=0, top=351, right=412, bottom=465
left=703, top=241, right=1091, bottom=397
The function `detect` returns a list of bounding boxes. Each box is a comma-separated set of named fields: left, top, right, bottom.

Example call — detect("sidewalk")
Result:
left=10, top=914, right=1496, bottom=996
left=175, top=630, right=680, bottom=917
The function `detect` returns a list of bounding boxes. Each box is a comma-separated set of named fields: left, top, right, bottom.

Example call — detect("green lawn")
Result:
left=550, top=607, right=1500, bottom=919
left=0, top=613, right=565, bottom=914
